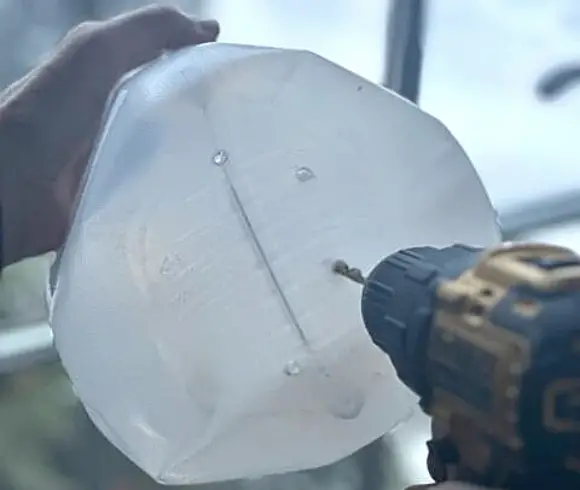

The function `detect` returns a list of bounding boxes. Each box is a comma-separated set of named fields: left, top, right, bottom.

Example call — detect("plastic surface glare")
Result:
left=49, top=43, right=500, bottom=485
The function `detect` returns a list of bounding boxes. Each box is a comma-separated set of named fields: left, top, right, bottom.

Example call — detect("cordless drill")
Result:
left=334, top=242, right=580, bottom=489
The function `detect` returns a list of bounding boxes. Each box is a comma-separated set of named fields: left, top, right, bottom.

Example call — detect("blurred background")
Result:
left=1, top=0, right=580, bottom=489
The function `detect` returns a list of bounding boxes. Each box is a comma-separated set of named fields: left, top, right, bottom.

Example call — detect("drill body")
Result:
left=360, top=243, right=580, bottom=489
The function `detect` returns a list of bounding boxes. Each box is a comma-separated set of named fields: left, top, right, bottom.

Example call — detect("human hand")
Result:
left=404, top=420, right=502, bottom=490
left=0, top=5, right=219, bottom=267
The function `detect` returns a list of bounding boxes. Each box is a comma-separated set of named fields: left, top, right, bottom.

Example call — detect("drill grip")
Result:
left=361, top=243, right=580, bottom=489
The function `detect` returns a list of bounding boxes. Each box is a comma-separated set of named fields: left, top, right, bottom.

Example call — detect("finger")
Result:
left=113, top=4, right=220, bottom=45
left=105, top=5, right=219, bottom=70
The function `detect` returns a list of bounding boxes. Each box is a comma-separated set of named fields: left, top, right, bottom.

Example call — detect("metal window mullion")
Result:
left=382, top=0, right=425, bottom=103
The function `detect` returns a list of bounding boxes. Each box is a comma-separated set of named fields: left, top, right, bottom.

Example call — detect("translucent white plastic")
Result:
left=49, top=43, right=500, bottom=485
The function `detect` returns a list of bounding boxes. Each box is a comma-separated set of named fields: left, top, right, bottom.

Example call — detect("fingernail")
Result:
left=199, top=19, right=219, bottom=39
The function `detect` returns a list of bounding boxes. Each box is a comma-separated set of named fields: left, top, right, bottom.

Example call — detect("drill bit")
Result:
left=332, top=260, right=366, bottom=285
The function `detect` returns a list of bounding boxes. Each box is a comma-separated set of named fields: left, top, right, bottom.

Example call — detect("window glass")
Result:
left=420, top=0, right=580, bottom=212
left=519, top=219, right=580, bottom=251
left=207, top=0, right=389, bottom=83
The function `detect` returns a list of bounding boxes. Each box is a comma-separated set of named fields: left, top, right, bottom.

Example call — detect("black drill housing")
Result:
left=360, top=244, right=482, bottom=400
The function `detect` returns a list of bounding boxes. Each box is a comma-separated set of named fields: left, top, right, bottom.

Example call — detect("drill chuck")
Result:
left=360, top=244, right=482, bottom=397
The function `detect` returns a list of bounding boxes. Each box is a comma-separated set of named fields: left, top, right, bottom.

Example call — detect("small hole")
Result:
left=480, top=288, right=494, bottom=297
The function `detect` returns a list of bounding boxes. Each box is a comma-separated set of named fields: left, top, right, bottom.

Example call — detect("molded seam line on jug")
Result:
left=220, top=165, right=310, bottom=348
